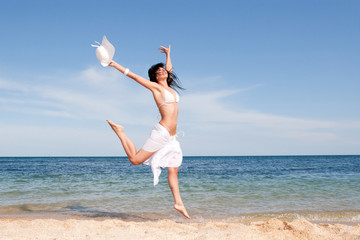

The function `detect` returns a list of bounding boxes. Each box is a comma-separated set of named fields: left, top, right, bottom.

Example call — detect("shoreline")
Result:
left=1, top=209, right=359, bottom=225
left=1, top=217, right=359, bottom=240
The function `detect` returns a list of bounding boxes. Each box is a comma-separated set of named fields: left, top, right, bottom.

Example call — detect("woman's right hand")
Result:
left=109, top=61, right=115, bottom=67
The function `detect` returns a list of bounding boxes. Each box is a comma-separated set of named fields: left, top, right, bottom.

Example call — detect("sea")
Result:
left=0, top=155, right=359, bottom=224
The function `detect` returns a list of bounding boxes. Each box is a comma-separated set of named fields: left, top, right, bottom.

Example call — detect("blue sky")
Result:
left=0, top=0, right=359, bottom=156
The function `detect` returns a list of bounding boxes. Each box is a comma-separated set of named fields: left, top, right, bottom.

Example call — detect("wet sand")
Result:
left=1, top=218, right=359, bottom=240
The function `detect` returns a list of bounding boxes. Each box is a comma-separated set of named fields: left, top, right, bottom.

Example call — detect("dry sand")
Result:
left=0, top=218, right=359, bottom=240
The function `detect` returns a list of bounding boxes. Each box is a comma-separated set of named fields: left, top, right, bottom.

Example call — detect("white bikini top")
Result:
left=158, top=88, right=179, bottom=108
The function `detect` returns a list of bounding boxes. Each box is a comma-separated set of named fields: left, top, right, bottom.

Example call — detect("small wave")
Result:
left=0, top=203, right=63, bottom=215
left=0, top=190, right=26, bottom=197
left=209, top=210, right=360, bottom=224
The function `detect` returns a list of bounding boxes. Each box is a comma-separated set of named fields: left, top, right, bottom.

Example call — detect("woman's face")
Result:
left=155, top=67, right=168, bottom=81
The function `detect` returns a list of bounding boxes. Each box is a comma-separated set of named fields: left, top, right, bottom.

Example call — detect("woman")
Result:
left=106, top=45, right=190, bottom=219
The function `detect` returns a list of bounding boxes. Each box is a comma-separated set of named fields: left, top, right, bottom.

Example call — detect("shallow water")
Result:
left=0, top=156, right=359, bottom=222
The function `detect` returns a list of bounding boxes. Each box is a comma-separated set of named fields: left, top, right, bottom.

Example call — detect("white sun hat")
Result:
left=91, top=35, right=115, bottom=67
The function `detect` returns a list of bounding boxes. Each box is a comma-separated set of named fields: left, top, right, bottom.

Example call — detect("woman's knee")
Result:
left=129, top=156, right=142, bottom=165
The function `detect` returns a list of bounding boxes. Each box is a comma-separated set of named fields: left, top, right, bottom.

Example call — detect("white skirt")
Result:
left=142, top=123, right=183, bottom=185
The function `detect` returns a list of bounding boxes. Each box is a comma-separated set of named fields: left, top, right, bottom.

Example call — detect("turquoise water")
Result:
left=0, top=156, right=359, bottom=223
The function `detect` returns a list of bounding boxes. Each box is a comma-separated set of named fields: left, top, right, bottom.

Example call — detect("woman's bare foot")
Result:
left=107, top=120, right=124, bottom=134
left=174, top=204, right=191, bottom=219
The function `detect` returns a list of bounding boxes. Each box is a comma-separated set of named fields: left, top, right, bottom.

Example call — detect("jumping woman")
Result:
left=106, top=45, right=190, bottom=219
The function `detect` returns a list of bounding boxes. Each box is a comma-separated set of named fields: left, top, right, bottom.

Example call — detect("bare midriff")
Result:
left=158, top=103, right=178, bottom=136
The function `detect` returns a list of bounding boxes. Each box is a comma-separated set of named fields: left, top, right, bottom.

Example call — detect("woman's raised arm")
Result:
left=159, top=45, right=172, bottom=73
left=109, top=61, right=158, bottom=91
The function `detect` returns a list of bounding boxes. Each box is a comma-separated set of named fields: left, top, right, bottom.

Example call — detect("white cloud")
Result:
left=178, top=86, right=360, bottom=155
left=181, top=89, right=338, bottom=130
left=0, top=68, right=158, bottom=125
left=1, top=68, right=360, bottom=156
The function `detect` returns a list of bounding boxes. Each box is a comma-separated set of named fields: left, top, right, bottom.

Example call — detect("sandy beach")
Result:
left=1, top=218, right=359, bottom=240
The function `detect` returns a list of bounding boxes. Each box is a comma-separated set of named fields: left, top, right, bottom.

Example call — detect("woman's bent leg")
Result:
left=107, top=120, right=154, bottom=165
left=168, top=167, right=191, bottom=219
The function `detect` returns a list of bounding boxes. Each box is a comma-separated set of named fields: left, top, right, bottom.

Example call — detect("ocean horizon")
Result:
left=1, top=155, right=359, bottom=224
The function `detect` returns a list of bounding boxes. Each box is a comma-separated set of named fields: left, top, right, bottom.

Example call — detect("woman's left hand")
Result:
left=159, top=45, right=171, bottom=55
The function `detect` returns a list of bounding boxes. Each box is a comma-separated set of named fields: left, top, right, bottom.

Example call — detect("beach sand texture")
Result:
left=1, top=218, right=359, bottom=240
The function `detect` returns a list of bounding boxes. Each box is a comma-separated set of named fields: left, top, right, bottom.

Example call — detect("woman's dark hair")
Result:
left=148, top=63, right=185, bottom=91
